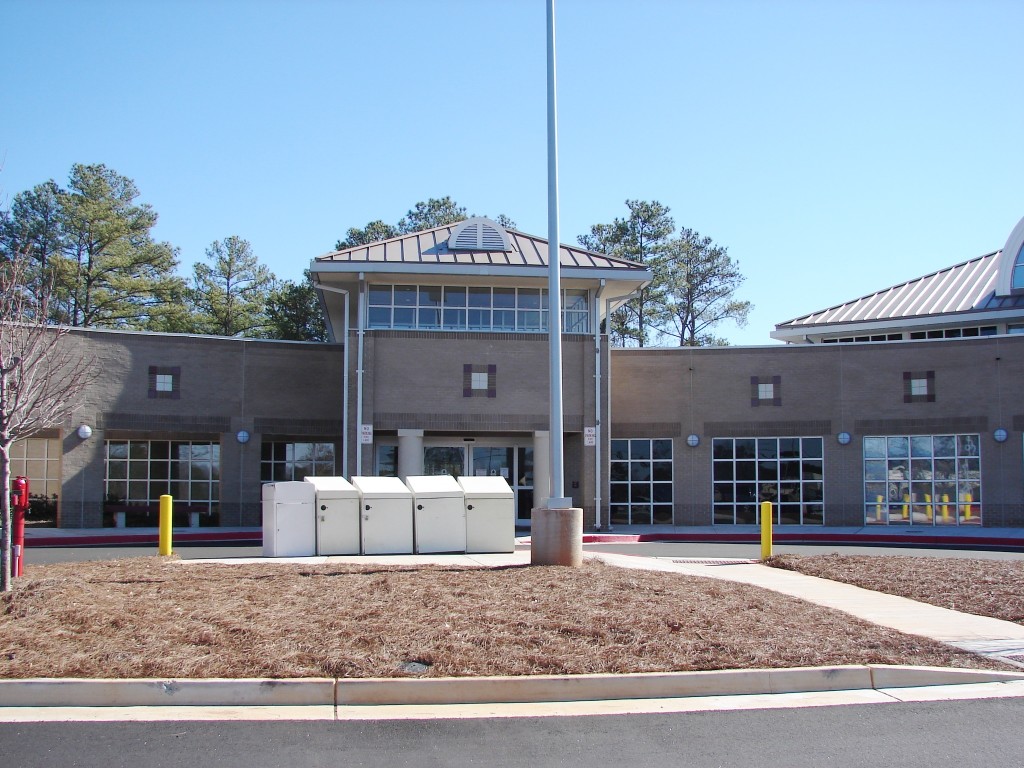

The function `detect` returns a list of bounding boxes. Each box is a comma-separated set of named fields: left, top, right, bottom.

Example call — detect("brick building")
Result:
left=19, top=215, right=1024, bottom=530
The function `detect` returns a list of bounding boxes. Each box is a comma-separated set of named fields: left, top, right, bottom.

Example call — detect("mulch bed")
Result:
left=0, top=556, right=1009, bottom=679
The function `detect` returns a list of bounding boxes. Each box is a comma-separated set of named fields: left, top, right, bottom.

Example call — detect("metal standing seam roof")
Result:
left=314, top=222, right=649, bottom=273
left=775, top=250, right=1024, bottom=329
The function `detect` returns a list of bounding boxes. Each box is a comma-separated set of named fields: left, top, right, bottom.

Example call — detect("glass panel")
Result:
left=778, top=438, right=800, bottom=458
left=652, top=505, right=673, bottom=524
left=393, top=285, right=417, bottom=306
left=803, top=483, right=823, bottom=502
left=757, top=461, right=778, bottom=481
left=910, top=436, right=933, bottom=457
left=443, top=287, right=467, bottom=307
left=713, top=483, right=734, bottom=503
left=735, top=462, right=756, bottom=481
left=735, top=505, right=757, bottom=524
left=468, top=308, right=490, bottom=329
left=518, top=289, right=541, bottom=309
left=610, top=463, right=628, bottom=482
left=714, top=505, right=735, bottom=524
left=393, top=307, right=415, bottom=328
left=957, top=435, right=979, bottom=456
left=443, top=308, right=466, bottom=329
left=630, top=463, right=651, bottom=482
left=757, top=439, right=778, bottom=460
left=712, top=462, right=733, bottom=481
left=630, top=506, right=652, bottom=525
left=801, top=460, right=823, bottom=481
left=863, top=437, right=886, bottom=458
left=712, top=439, right=733, bottom=460
left=886, top=437, right=909, bottom=458
left=423, top=447, right=464, bottom=477
left=610, top=484, right=629, bottom=503
left=368, top=306, right=391, bottom=328
left=652, top=439, right=673, bottom=460
left=468, top=287, right=490, bottom=307
left=630, top=484, right=651, bottom=503
left=803, top=504, right=824, bottom=525
left=129, top=442, right=149, bottom=460
left=933, top=435, right=956, bottom=456
left=493, top=309, right=516, bottom=329
left=368, top=286, right=391, bottom=305
left=473, top=447, right=512, bottom=479
left=779, top=461, right=801, bottom=481
left=610, top=505, right=630, bottom=526
left=418, top=307, right=441, bottom=328
left=418, top=286, right=441, bottom=306
left=801, top=438, right=823, bottom=459
left=653, top=484, right=672, bottom=503
left=735, top=439, right=756, bottom=460
left=652, top=462, right=673, bottom=482
left=376, top=445, right=398, bottom=477
left=610, top=440, right=629, bottom=461
left=492, top=287, right=515, bottom=308
left=629, top=440, right=651, bottom=460
left=779, top=505, right=801, bottom=525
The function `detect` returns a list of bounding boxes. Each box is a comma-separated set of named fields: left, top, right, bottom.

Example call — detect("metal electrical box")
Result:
left=352, top=476, right=414, bottom=555
left=304, top=476, right=361, bottom=555
left=458, top=475, right=515, bottom=553
left=262, top=481, right=316, bottom=557
left=406, top=475, right=467, bottom=554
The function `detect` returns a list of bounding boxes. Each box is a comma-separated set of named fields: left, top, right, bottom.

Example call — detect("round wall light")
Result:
left=837, top=431, right=852, bottom=445
left=76, top=424, right=93, bottom=440
left=236, top=430, right=250, bottom=444
left=686, top=434, right=700, bottom=447
left=993, top=428, right=1008, bottom=443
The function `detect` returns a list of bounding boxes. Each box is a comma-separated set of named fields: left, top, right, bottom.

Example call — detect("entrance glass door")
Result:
left=423, top=446, right=465, bottom=477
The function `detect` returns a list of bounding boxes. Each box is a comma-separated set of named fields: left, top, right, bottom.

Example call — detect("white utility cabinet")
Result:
left=458, top=475, right=516, bottom=553
left=262, top=481, right=316, bottom=557
left=351, top=476, right=414, bottom=555
left=304, top=476, right=361, bottom=555
left=406, top=475, right=467, bottom=554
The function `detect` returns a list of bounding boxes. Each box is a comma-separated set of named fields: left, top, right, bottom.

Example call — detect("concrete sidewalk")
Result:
left=586, top=551, right=1024, bottom=668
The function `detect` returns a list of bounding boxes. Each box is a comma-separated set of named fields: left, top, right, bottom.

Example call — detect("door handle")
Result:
left=467, top=504, right=474, bottom=510
left=417, top=504, right=423, bottom=510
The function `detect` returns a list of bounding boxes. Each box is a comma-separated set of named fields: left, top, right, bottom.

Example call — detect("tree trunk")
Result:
left=1, top=442, right=12, bottom=592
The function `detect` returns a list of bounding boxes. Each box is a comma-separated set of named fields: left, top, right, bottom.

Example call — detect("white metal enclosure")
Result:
left=351, top=476, right=414, bottom=554
left=304, top=476, right=361, bottom=555
left=262, top=481, right=316, bottom=557
left=406, top=475, right=467, bottom=554
left=458, top=475, right=516, bottom=553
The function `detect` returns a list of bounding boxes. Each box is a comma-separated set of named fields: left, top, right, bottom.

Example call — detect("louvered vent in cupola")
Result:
left=448, top=217, right=513, bottom=252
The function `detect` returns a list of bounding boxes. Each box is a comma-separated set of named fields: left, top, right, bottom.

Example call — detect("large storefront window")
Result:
left=713, top=437, right=824, bottom=525
left=863, top=434, right=981, bottom=525
left=260, top=442, right=335, bottom=482
left=105, top=440, right=220, bottom=526
left=368, top=285, right=590, bottom=333
left=610, top=438, right=673, bottom=525
left=10, top=437, right=61, bottom=526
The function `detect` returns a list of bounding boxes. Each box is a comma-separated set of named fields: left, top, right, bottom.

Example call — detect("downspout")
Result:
left=601, top=290, right=637, bottom=532
left=356, top=273, right=366, bottom=475
left=312, top=283, right=350, bottom=477
left=593, top=280, right=607, bottom=531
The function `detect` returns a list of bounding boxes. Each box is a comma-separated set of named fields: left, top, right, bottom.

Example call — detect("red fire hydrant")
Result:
left=11, top=476, right=29, bottom=578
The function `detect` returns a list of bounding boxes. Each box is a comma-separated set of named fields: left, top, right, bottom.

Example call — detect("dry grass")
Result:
left=0, top=556, right=1008, bottom=680
left=769, top=554, right=1024, bottom=625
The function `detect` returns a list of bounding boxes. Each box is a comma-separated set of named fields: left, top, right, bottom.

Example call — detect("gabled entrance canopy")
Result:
left=310, top=217, right=651, bottom=340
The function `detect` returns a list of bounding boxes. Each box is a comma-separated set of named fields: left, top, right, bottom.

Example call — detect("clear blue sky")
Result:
left=3, top=0, right=1022, bottom=345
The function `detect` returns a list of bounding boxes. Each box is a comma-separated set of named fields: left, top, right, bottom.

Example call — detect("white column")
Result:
left=533, top=430, right=551, bottom=508
left=397, top=429, right=424, bottom=480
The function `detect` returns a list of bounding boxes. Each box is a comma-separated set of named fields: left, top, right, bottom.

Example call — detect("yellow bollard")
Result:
left=760, top=500, right=773, bottom=560
left=962, top=492, right=973, bottom=520
left=876, top=495, right=884, bottom=522
left=159, top=495, right=173, bottom=556
left=941, top=494, right=950, bottom=522
left=902, top=492, right=909, bottom=520
left=925, top=493, right=932, bottom=522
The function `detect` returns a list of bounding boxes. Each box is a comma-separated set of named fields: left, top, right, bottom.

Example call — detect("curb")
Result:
left=1, top=666, right=1022, bottom=708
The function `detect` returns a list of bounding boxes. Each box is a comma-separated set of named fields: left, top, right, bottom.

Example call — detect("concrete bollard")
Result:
left=531, top=506, right=583, bottom=567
